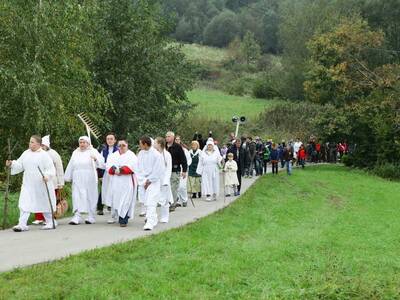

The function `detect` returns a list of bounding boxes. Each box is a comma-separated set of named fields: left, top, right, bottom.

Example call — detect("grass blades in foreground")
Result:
left=1, top=165, right=399, bottom=299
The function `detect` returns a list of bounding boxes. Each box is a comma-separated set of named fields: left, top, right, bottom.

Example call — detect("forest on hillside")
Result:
left=163, top=0, right=400, bottom=178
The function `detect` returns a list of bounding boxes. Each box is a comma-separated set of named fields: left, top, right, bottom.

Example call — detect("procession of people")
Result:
left=6, top=131, right=347, bottom=233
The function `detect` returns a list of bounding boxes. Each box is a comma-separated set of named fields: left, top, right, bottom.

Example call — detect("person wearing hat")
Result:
left=64, top=136, right=104, bottom=225
left=32, top=135, right=65, bottom=225
left=196, top=140, right=223, bottom=201
left=6, top=135, right=57, bottom=232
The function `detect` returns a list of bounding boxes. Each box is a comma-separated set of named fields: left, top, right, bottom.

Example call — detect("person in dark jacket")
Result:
left=246, top=137, right=256, bottom=178
left=188, top=140, right=201, bottom=199
left=227, top=139, right=245, bottom=195
left=270, top=143, right=279, bottom=174
left=193, top=132, right=205, bottom=150
left=97, top=133, right=119, bottom=215
left=255, top=137, right=264, bottom=176
left=283, top=145, right=294, bottom=175
left=166, top=131, right=188, bottom=211
left=278, top=143, right=285, bottom=168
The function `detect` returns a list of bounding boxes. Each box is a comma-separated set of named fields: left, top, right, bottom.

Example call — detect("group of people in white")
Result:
left=6, top=132, right=240, bottom=232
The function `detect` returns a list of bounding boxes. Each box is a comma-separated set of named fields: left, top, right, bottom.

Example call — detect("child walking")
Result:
left=224, top=153, right=239, bottom=197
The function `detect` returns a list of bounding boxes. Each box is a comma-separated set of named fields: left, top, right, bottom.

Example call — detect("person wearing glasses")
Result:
left=106, top=138, right=138, bottom=227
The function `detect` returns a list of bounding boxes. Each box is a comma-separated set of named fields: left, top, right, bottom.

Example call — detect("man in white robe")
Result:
left=197, top=140, right=223, bottom=201
left=106, top=139, right=138, bottom=227
left=33, top=135, right=65, bottom=225
left=136, top=136, right=165, bottom=231
left=6, top=135, right=57, bottom=232
left=154, top=137, right=173, bottom=223
left=64, top=136, right=104, bottom=225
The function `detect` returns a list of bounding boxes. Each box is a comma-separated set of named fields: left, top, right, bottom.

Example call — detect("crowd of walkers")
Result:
left=5, top=132, right=348, bottom=233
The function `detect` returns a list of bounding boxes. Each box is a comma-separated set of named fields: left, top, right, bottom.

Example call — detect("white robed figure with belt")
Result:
left=136, top=136, right=165, bottom=231
left=197, top=140, right=223, bottom=201
left=7, top=135, right=57, bottom=232
left=106, top=139, right=138, bottom=227
left=64, top=136, right=104, bottom=225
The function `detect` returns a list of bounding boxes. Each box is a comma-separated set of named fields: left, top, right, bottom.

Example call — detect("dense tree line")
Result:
left=162, top=0, right=280, bottom=53
left=163, top=0, right=400, bottom=177
left=0, top=0, right=195, bottom=163
left=277, top=0, right=400, bottom=177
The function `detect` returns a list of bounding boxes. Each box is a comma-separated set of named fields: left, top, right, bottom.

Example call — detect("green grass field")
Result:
left=1, top=165, right=399, bottom=299
left=187, top=88, right=277, bottom=121
left=181, top=43, right=228, bottom=66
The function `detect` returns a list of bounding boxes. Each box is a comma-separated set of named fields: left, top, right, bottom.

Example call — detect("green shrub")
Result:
left=373, top=163, right=400, bottom=181
left=252, top=78, right=279, bottom=99
left=224, top=78, right=246, bottom=96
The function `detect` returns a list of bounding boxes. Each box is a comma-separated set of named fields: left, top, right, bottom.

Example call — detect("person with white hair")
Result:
left=64, top=136, right=104, bottom=225
left=196, top=140, right=223, bottom=201
left=32, top=135, right=65, bottom=225
left=6, top=135, right=57, bottom=232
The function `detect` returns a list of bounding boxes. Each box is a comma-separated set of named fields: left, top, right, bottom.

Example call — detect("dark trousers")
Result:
left=119, top=214, right=129, bottom=225
left=237, top=169, right=242, bottom=192
left=272, top=161, right=278, bottom=174
left=255, top=158, right=263, bottom=175
left=97, top=192, right=103, bottom=211
left=263, top=160, right=268, bottom=174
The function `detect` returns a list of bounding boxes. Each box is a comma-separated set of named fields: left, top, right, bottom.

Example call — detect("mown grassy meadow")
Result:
left=1, top=165, right=399, bottom=299
left=181, top=43, right=228, bottom=66
left=187, top=88, right=277, bottom=121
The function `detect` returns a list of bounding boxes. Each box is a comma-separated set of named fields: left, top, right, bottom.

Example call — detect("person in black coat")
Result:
left=226, top=139, right=246, bottom=195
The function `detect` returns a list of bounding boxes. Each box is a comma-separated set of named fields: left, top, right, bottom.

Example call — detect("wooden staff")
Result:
left=37, top=166, right=56, bottom=229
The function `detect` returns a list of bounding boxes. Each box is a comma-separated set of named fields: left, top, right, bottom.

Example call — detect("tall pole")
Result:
left=235, top=121, right=240, bottom=138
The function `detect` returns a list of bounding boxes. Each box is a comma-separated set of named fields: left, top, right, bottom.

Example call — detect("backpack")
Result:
left=263, top=147, right=270, bottom=160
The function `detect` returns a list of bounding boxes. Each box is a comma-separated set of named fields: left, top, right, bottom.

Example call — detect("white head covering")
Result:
left=206, top=140, right=214, bottom=146
left=42, top=135, right=50, bottom=148
left=79, top=136, right=91, bottom=144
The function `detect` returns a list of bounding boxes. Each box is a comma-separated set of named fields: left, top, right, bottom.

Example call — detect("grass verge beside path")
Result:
left=187, top=88, right=277, bottom=121
left=1, top=165, right=400, bottom=299
left=0, top=192, right=19, bottom=229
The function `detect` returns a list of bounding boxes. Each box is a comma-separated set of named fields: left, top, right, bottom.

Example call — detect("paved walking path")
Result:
left=0, top=174, right=258, bottom=273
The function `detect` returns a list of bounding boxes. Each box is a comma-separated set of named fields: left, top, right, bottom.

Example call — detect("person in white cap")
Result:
left=136, top=136, right=165, bottom=231
left=5, top=135, right=57, bottom=232
left=106, top=138, right=138, bottom=227
left=32, top=135, right=65, bottom=225
left=64, top=136, right=104, bottom=225
left=196, top=140, right=223, bottom=201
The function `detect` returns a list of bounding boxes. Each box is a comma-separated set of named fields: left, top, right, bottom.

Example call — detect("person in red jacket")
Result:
left=315, top=141, right=321, bottom=163
left=298, top=144, right=306, bottom=169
